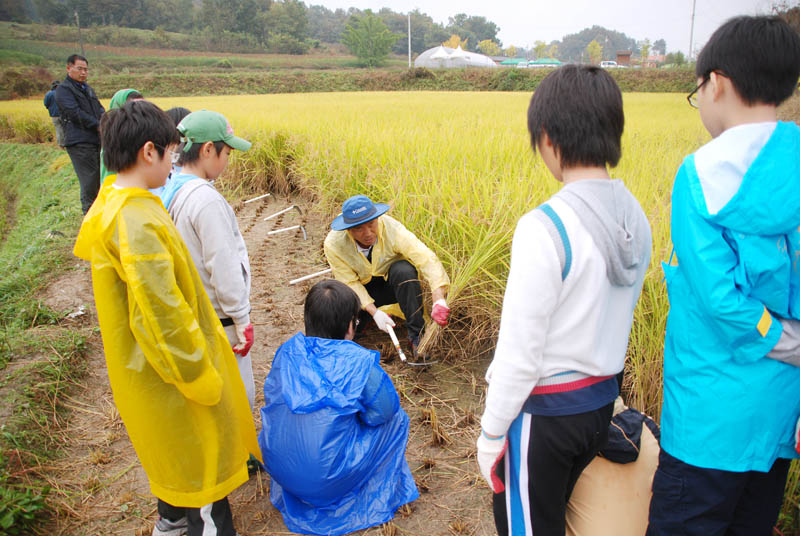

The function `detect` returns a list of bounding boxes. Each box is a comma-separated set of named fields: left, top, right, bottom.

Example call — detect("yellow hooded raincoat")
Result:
left=74, top=183, right=260, bottom=507
left=324, top=214, right=450, bottom=308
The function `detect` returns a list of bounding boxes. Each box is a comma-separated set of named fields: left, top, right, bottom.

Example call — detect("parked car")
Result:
left=600, top=60, right=620, bottom=68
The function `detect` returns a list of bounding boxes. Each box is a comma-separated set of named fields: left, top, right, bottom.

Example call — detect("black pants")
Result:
left=492, top=402, right=614, bottom=536
left=647, top=449, right=790, bottom=536
left=158, top=497, right=235, bottom=536
left=65, top=142, right=100, bottom=214
left=364, top=260, right=424, bottom=342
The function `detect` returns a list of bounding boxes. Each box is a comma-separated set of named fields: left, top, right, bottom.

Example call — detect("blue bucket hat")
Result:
left=331, top=195, right=390, bottom=231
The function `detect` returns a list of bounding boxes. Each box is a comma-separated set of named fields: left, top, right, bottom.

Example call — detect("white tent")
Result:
left=414, top=46, right=498, bottom=69
left=429, top=46, right=450, bottom=60
left=449, top=45, right=466, bottom=59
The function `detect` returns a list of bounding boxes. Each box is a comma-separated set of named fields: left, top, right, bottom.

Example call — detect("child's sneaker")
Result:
left=152, top=516, right=188, bottom=536
left=247, top=454, right=265, bottom=476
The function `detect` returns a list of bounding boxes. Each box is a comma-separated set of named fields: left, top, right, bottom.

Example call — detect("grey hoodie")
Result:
left=555, top=179, right=651, bottom=287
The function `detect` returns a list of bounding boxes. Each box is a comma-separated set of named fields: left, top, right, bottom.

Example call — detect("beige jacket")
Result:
left=324, top=215, right=449, bottom=307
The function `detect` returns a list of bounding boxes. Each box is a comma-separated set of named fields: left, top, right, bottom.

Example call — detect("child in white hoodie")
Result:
left=157, top=110, right=256, bottom=410
left=476, top=65, right=651, bottom=535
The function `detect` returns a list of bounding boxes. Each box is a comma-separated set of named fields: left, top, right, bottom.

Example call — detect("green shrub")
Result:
left=402, top=67, right=435, bottom=80
left=267, top=33, right=310, bottom=55
left=216, top=58, right=233, bottom=69
left=0, top=482, right=48, bottom=535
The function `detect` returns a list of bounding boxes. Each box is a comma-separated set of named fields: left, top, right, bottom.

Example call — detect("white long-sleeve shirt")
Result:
left=481, top=197, right=649, bottom=436
left=169, top=178, right=251, bottom=327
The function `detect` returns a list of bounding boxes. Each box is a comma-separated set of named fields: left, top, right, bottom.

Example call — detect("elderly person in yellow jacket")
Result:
left=324, top=195, right=450, bottom=357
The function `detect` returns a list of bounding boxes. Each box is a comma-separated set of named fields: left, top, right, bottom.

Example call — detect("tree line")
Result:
left=0, top=0, right=503, bottom=57
left=20, top=0, right=794, bottom=66
left=0, top=0, right=653, bottom=61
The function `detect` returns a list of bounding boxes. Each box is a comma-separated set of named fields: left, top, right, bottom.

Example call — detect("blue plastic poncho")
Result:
left=259, top=333, right=418, bottom=535
left=661, top=121, right=800, bottom=473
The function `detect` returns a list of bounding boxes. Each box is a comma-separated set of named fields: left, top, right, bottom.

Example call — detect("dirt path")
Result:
left=42, top=195, right=495, bottom=536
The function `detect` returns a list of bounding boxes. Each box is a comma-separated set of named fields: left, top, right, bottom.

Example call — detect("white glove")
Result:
left=485, top=361, right=495, bottom=384
left=372, top=310, right=396, bottom=333
left=476, top=431, right=507, bottom=493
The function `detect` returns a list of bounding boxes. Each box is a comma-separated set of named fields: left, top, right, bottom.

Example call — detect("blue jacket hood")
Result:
left=156, top=171, right=198, bottom=210
left=275, top=332, right=379, bottom=413
left=690, top=122, right=800, bottom=235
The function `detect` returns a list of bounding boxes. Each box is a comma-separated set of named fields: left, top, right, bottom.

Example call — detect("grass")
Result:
left=0, top=37, right=404, bottom=72
left=0, top=143, right=88, bottom=532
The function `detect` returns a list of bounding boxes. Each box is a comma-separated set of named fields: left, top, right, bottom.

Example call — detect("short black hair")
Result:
left=177, top=140, right=226, bottom=167
left=166, top=107, right=191, bottom=127
left=304, top=280, right=361, bottom=340
left=50, top=81, right=59, bottom=90
left=527, top=65, right=624, bottom=168
left=67, top=54, right=87, bottom=65
left=100, top=100, right=180, bottom=173
left=696, top=16, right=800, bottom=106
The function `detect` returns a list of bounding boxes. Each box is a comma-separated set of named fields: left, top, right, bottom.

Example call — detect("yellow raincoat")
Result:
left=74, top=182, right=260, bottom=507
left=323, top=214, right=449, bottom=307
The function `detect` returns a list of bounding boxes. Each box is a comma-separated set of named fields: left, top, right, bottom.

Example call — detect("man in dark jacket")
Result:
left=55, top=54, right=105, bottom=213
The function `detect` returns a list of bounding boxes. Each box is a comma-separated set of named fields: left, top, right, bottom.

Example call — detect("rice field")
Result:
left=5, top=91, right=800, bottom=527
left=0, top=91, right=708, bottom=417
left=181, top=91, right=707, bottom=418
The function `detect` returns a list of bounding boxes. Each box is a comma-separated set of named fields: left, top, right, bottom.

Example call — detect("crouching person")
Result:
left=324, top=195, right=451, bottom=360
left=258, top=280, right=419, bottom=536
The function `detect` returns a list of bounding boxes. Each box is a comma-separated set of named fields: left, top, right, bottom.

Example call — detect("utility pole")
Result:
left=408, top=13, right=412, bottom=68
left=688, top=0, right=696, bottom=61
left=74, top=8, right=85, bottom=57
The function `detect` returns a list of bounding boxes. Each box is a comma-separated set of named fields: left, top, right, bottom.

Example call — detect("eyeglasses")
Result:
left=687, top=70, right=726, bottom=108
left=154, top=144, right=179, bottom=163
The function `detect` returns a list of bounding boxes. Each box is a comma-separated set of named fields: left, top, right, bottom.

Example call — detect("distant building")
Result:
left=528, top=58, right=562, bottom=68
left=499, top=58, right=529, bottom=67
left=616, top=51, right=632, bottom=66
left=414, top=46, right=498, bottom=69
left=644, top=54, right=666, bottom=68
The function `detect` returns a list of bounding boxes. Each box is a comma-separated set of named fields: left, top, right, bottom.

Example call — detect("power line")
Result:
left=689, top=0, right=697, bottom=61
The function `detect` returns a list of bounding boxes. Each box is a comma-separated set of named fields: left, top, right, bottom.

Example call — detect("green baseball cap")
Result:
left=177, top=110, right=251, bottom=153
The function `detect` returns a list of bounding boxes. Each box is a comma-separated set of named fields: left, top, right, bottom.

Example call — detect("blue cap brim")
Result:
left=331, top=203, right=390, bottom=230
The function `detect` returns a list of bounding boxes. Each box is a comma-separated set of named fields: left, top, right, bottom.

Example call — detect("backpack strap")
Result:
left=532, top=203, right=572, bottom=281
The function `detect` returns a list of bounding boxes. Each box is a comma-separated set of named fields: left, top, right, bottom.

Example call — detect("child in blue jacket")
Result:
left=648, top=16, right=800, bottom=535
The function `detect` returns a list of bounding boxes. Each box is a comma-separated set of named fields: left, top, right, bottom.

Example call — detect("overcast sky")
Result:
left=309, top=0, right=773, bottom=56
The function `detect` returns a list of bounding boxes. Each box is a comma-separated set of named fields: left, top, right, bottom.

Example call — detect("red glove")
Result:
left=431, top=299, right=450, bottom=326
left=795, top=416, right=800, bottom=456
left=233, top=323, right=254, bottom=356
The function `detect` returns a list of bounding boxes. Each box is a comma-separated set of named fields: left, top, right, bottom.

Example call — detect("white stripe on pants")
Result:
left=200, top=502, right=218, bottom=536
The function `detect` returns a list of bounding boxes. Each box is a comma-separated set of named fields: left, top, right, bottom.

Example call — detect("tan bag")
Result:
left=566, top=404, right=660, bottom=536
